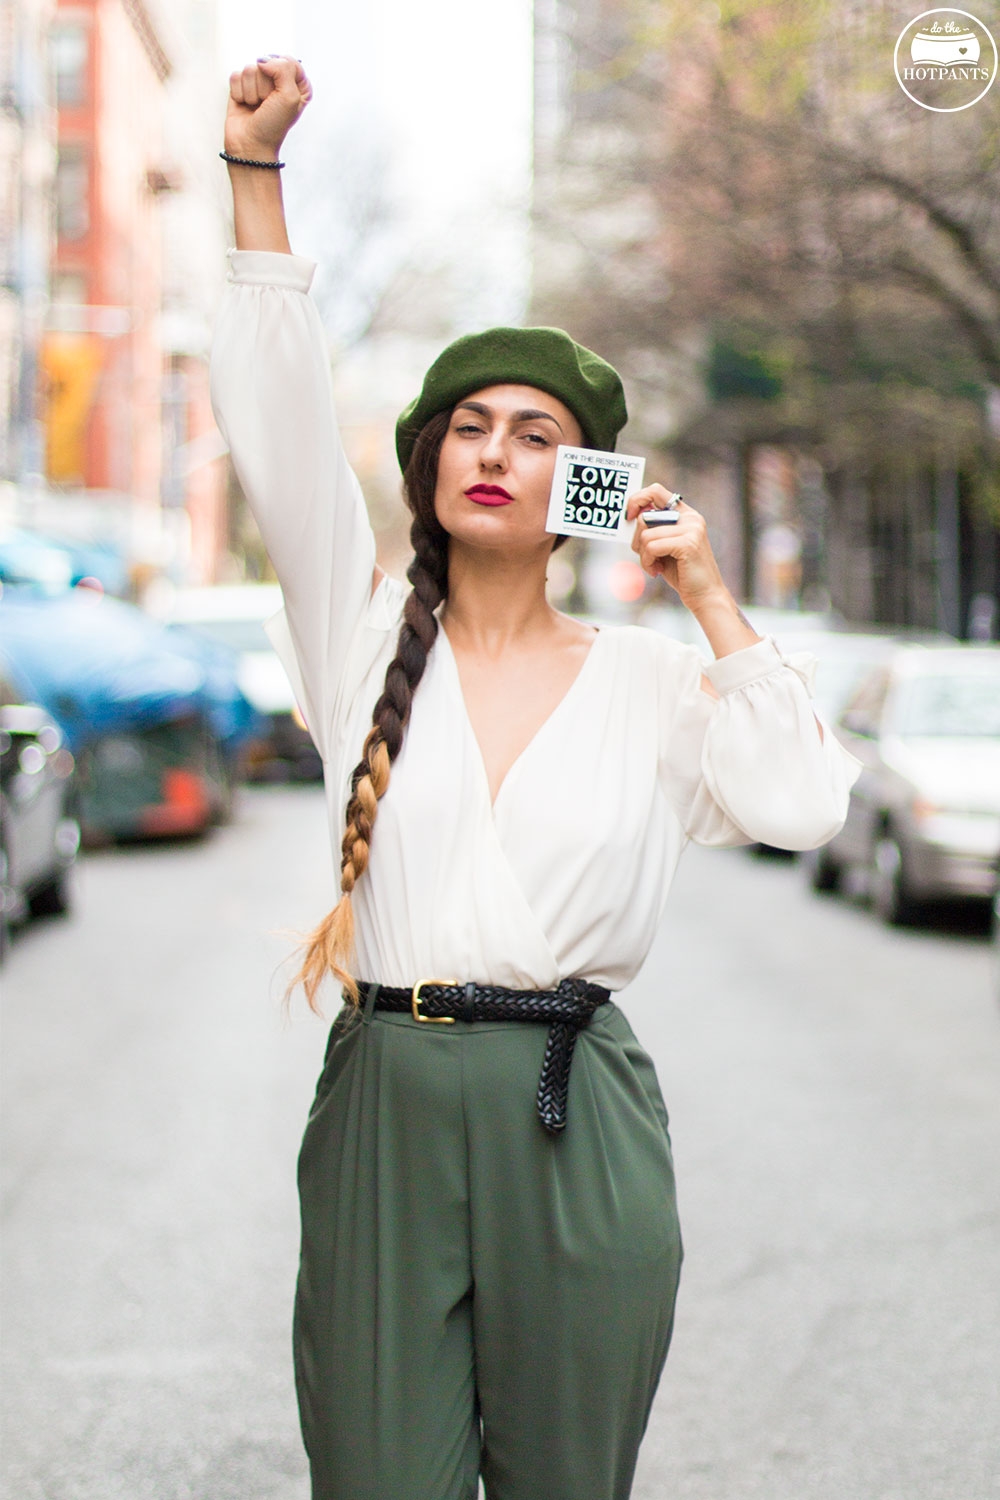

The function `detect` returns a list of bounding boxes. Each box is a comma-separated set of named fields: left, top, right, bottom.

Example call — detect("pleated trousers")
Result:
left=293, top=997, right=683, bottom=1500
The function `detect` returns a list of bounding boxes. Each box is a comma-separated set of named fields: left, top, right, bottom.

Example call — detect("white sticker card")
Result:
left=545, top=446, right=646, bottom=541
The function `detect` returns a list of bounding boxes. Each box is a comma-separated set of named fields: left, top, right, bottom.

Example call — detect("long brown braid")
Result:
left=292, top=409, right=453, bottom=1012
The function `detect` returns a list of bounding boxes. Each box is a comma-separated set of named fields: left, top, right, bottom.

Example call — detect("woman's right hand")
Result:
left=225, top=56, right=312, bottom=161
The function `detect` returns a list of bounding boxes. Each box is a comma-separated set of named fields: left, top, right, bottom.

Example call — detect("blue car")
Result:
left=0, top=589, right=262, bottom=843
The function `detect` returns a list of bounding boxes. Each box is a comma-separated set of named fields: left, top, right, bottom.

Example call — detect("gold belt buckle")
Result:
left=411, top=978, right=458, bottom=1024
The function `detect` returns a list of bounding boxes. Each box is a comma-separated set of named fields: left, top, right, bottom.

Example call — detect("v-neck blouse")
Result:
left=210, top=250, right=861, bottom=992
left=435, top=624, right=603, bottom=812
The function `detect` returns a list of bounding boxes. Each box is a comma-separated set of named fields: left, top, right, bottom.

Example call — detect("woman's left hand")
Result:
left=626, top=486, right=728, bottom=614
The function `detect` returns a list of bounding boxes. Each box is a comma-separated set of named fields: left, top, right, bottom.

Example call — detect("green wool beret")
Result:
left=395, top=325, right=628, bottom=473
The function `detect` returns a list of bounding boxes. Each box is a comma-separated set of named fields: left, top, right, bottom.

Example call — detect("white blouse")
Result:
left=210, top=249, right=860, bottom=993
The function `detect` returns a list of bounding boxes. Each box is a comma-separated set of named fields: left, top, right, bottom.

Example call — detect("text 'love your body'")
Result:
left=561, top=464, right=630, bottom=528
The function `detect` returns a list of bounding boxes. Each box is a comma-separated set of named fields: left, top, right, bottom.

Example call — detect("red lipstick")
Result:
left=465, top=484, right=513, bottom=507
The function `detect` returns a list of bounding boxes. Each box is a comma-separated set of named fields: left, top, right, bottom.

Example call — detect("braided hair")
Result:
left=292, top=408, right=453, bottom=1012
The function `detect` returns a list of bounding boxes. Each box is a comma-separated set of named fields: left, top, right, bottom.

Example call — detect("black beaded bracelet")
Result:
left=219, top=150, right=285, bottom=169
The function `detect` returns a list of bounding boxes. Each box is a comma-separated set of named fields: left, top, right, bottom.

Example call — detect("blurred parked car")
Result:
left=794, top=631, right=908, bottom=725
left=0, top=589, right=260, bottom=842
left=147, top=583, right=322, bottom=781
left=0, top=522, right=129, bottom=596
left=0, top=659, right=79, bottom=960
left=809, top=645, right=1000, bottom=922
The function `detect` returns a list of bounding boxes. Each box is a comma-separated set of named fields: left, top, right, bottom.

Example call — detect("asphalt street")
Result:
left=2, top=786, right=998, bottom=1500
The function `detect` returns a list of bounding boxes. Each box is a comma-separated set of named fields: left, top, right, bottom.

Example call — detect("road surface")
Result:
left=2, top=787, right=998, bottom=1499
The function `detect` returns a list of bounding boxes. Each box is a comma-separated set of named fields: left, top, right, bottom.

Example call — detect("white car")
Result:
left=812, top=645, right=1000, bottom=922
left=147, top=583, right=322, bottom=781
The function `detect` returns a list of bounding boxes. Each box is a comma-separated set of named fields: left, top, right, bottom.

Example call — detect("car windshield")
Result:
left=180, top=618, right=272, bottom=653
left=895, top=673, right=1000, bottom=738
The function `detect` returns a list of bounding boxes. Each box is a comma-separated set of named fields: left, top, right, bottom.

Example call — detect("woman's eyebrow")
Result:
left=455, top=400, right=564, bottom=432
left=515, top=408, right=564, bottom=430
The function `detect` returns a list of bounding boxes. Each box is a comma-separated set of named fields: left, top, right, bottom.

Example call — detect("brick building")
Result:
left=25, top=0, right=230, bottom=589
left=44, top=0, right=172, bottom=511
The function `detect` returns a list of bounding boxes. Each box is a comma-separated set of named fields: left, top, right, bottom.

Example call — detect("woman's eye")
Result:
left=455, top=423, right=485, bottom=437
left=523, top=432, right=551, bottom=446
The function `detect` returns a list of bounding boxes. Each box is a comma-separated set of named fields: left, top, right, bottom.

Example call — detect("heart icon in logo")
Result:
left=959, top=46, right=968, bottom=53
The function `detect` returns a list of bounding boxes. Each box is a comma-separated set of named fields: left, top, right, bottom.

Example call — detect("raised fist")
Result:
left=224, top=57, right=312, bottom=160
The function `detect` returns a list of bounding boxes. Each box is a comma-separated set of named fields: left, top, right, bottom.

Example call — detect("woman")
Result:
left=212, top=57, right=859, bottom=1500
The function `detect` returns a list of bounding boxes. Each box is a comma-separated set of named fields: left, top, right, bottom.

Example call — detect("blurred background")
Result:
left=3, top=0, right=998, bottom=617
left=2, top=2, right=999, bottom=1498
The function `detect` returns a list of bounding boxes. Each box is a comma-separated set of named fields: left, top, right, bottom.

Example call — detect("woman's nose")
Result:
left=479, top=428, right=509, bottom=470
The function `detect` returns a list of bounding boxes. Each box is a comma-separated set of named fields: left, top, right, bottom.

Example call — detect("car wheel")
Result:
left=28, top=865, right=72, bottom=918
left=806, top=842, right=841, bottom=894
left=871, top=831, right=916, bottom=926
left=208, top=742, right=236, bottom=826
left=0, top=842, right=11, bottom=965
left=0, top=819, right=25, bottom=959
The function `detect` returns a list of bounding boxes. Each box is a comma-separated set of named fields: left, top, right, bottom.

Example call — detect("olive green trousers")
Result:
left=293, top=998, right=682, bottom=1500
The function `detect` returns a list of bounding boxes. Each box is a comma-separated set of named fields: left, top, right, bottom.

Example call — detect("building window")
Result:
left=51, top=21, right=89, bottom=108
left=56, top=146, right=89, bottom=241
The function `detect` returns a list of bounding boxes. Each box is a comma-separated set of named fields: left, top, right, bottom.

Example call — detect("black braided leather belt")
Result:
left=355, top=977, right=611, bottom=1135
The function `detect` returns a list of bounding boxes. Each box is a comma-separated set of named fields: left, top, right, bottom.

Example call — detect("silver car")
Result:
left=0, top=664, right=80, bottom=960
left=810, top=645, right=1000, bottom=923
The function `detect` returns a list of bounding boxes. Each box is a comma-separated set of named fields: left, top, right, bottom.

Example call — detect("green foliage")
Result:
left=534, top=0, right=1000, bottom=479
left=707, top=338, right=784, bottom=401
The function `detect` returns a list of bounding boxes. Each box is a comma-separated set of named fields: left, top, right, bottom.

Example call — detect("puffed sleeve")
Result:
left=209, top=249, right=377, bottom=758
left=658, top=636, right=862, bottom=850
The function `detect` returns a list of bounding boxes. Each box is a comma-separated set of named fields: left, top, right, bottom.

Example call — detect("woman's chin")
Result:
left=446, top=522, right=553, bottom=559
left=436, top=506, right=547, bottom=551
